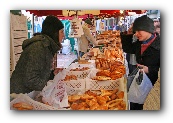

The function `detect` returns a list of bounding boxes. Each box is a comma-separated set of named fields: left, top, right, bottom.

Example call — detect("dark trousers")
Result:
left=130, top=102, right=143, bottom=110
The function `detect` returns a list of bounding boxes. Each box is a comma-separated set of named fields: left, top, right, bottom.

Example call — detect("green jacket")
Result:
left=10, top=34, right=60, bottom=94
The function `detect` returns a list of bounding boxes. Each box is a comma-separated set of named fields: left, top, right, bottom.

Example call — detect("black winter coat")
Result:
left=10, top=34, right=61, bottom=94
left=121, top=33, right=160, bottom=85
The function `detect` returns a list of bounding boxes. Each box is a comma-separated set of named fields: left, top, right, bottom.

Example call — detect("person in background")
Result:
left=10, top=15, right=65, bottom=94
left=153, top=18, right=160, bottom=36
left=153, top=18, right=160, bottom=27
left=78, top=18, right=99, bottom=58
left=155, top=25, right=160, bottom=36
left=121, top=15, right=160, bottom=110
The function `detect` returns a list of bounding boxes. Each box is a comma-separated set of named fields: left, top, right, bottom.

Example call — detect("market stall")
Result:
left=10, top=27, right=129, bottom=110
left=10, top=10, right=160, bottom=110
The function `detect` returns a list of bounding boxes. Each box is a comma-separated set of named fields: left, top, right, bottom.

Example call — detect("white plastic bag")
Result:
left=40, top=71, right=69, bottom=108
left=128, top=70, right=153, bottom=104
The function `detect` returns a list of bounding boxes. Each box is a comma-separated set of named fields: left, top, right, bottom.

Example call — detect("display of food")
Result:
left=62, top=75, right=77, bottom=81
left=68, top=89, right=126, bottom=110
left=10, top=29, right=128, bottom=111
left=70, top=67, right=90, bottom=71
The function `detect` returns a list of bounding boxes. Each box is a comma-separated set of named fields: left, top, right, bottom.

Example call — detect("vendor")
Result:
left=10, top=15, right=64, bottom=94
left=78, top=19, right=103, bottom=58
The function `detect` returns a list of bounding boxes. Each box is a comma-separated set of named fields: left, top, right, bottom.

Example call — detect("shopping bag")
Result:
left=128, top=69, right=153, bottom=104
left=127, top=67, right=139, bottom=92
left=40, top=70, right=69, bottom=108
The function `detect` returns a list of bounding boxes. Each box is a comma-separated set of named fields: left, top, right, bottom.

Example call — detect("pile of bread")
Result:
left=92, top=62, right=125, bottom=81
left=94, top=48, right=125, bottom=81
left=92, top=30, right=125, bottom=81
left=68, top=89, right=126, bottom=110
left=96, top=30, right=122, bottom=48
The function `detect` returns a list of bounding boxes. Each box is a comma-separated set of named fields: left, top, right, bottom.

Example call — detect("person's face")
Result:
left=155, top=28, right=160, bottom=35
left=135, top=30, right=152, bottom=41
left=59, top=29, right=65, bottom=43
left=154, top=21, right=160, bottom=27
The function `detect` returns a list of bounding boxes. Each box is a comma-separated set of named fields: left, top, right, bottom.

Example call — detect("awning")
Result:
left=26, top=10, right=145, bottom=19
left=26, top=10, right=62, bottom=16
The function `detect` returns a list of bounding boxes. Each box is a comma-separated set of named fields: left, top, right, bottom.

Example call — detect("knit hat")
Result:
left=153, top=18, right=159, bottom=22
left=85, top=18, right=92, bottom=25
left=41, top=15, right=64, bottom=36
left=133, top=15, right=154, bottom=33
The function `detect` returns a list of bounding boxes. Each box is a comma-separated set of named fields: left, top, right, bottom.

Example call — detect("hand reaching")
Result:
left=53, top=68, right=64, bottom=75
left=137, top=64, right=149, bottom=73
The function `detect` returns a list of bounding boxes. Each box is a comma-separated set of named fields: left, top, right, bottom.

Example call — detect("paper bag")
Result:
left=41, top=71, right=68, bottom=108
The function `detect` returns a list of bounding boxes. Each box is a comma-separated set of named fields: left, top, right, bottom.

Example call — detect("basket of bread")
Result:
left=64, top=62, right=95, bottom=79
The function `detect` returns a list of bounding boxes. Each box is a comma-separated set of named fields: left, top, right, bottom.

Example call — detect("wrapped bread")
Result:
left=13, top=102, right=33, bottom=110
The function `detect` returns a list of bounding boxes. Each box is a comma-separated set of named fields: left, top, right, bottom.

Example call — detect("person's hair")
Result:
left=85, top=18, right=92, bottom=25
left=41, top=15, right=64, bottom=48
left=33, top=32, right=41, bottom=36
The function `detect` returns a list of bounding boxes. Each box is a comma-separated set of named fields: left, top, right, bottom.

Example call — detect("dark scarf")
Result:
left=141, top=34, right=156, bottom=54
left=142, top=34, right=155, bottom=44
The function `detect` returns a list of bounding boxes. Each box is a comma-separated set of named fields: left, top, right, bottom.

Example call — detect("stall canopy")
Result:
left=26, top=10, right=63, bottom=16
left=26, top=10, right=145, bottom=20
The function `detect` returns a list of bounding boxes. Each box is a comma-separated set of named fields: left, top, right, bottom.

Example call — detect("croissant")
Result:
left=97, top=104, right=109, bottom=110
left=96, top=70, right=111, bottom=77
left=68, top=95, right=81, bottom=102
left=86, top=98, right=97, bottom=107
left=70, top=103, right=79, bottom=110
left=96, top=96, right=107, bottom=105
left=117, top=91, right=124, bottom=99
left=80, top=94, right=94, bottom=100
left=100, top=90, right=113, bottom=96
left=85, top=90, right=97, bottom=97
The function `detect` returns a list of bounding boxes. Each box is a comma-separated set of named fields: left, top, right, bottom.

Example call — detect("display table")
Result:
left=56, top=53, right=77, bottom=68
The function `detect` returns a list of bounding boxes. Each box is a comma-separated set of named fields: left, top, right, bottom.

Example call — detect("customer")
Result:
left=78, top=18, right=98, bottom=57
left=10, top=15, right=65, bottom=94
left=121, top=15, right=160, bottom=110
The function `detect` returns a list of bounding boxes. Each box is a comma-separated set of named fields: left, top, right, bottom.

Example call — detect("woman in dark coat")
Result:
left=121, top=15, right=160, bottom=110
left=10, top=15, right=65, bottom=94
